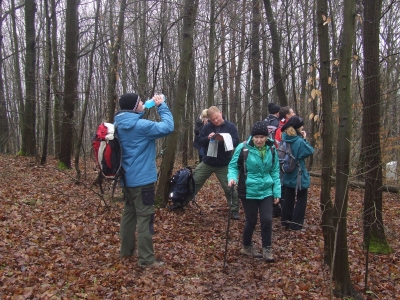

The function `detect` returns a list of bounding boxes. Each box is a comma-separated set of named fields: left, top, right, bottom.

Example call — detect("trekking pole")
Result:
left=223, top=184, right=235, bottom=268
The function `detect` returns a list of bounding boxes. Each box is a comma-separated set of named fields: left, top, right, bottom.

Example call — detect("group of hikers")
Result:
left=114, top=92, right=313, bottom=268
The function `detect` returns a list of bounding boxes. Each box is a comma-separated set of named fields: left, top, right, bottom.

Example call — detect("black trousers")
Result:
left=241, top=196, right=273, bottom=248
left=281, top=186, right=308, bottom=230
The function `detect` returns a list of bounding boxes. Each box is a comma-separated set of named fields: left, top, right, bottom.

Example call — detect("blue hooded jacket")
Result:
left=114, top=103, right=174, bottom=187
left=281, top=132, right=314, bottom=190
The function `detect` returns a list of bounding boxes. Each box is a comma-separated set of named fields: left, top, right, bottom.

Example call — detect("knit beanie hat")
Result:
left=268, top=102, right=281, bottom=114
left=119, top=93, right=140, bottom=111
left=281, top=116, right=304, bottom=132
left=251, top=121, right=269, bottom=137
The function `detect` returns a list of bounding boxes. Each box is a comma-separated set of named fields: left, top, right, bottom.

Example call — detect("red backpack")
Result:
left=92, top=122, right=125, bottom=198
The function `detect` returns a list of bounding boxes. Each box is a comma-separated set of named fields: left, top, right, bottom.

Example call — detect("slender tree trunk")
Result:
left=262, top=0, right=288, bottom=106
left=333, top=0, right=359, bottom=297
left=59, top=0, right=79, bottom=168
left=107, top=0, right=127, bottom=122
left=22, top=0, right=37, bottom=156
left=219, top=7, right=228, bottom=114
left=74, top=0, right=101, bottom=180
left=317, top=0, right=334, bottom=268
left=11, top=0, right=24, bottom=147
left=188, top=55, right=196, bottom=160
left=207, top=0, right=216, bottom=107
left=51, top=0, right=62, bottom=158
left=156, top=0, right=199, bottom=205
left=41, top=0, right=52, bottom=165
left=0, top=0, right=10, bottom=153
left=362, top=0, right=389, bottom=259
left=251, top=0, right=261, bottom=121
left=235, top=0, right=247, bottom=136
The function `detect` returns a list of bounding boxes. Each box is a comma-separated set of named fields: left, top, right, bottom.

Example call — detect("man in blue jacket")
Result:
left=193, top=106, right=240, bottom=219
left=114, top=93, right=174, bottom=268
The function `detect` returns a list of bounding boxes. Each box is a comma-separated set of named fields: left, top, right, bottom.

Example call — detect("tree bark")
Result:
left=22, top=0, right=37, bottom=156
left=59, top=0, right=79, bottom=168
left=251, top=0, right=261, bottom=121
left=156, top=0, right=199, bottom=206
left=333, top=0, right=358, bottom=297
left=107, top=0, right=127, bottom=122
left=316, top=0, right=334, bottom=267
left=40, top=0, right=51, bottom=165
left=362, top=0, right=389, bottom=259
left=262, top=0, right=288, bottom=106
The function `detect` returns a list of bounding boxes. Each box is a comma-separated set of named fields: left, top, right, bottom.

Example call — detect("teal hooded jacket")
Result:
left=228, top=137, right=281, bottom=200
left=281, top=132, right=314, bottom=190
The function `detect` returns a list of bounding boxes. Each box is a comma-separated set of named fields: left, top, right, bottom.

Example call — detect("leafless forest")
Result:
left=0, top=0, right=399, bottom=298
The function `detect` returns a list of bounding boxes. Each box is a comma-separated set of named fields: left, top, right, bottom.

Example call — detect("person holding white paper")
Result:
left=192, top=106, right=241, bottom=219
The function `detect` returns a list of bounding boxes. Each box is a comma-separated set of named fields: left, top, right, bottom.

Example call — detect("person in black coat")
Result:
left=193, top=109, right=208, bottom=163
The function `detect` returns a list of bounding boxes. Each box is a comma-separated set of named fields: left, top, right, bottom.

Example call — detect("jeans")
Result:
left=241, top=196, right=273, bottom=248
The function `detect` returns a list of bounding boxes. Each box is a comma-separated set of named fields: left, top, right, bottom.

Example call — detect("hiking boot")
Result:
left=240, top=245, right=263, bottom=258
left=140, top=260, right=165, bottom=268
left=231, top=211, right=240, bottom=220
left=263, top=247, right=274, bottom=263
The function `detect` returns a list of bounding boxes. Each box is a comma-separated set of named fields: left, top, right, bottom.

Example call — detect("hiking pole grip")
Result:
left=223, top=184, right=235, bottom=268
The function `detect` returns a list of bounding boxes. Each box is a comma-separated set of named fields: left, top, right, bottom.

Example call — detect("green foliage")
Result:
left=57, top=161, right=68, bottom=170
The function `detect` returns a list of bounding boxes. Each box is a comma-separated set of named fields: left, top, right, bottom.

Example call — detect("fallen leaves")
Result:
left=0, top=155, right=399, bottom=299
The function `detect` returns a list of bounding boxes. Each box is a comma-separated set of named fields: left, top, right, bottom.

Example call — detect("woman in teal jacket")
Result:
left=228, top=121, right=281, bottom=262
left=280, top=116, right=314, bottom=231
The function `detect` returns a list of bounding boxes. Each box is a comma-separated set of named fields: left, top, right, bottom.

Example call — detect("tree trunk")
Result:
left=262, top=0, right=288, bottom=107
left=51, top=0, right=62, bottom=158
left=333, top=0, right=358, bottom=297
left=251, top=0, right=261, bottom=121
left=207, top=0, right=216, bottom=107
left=362, top=0, right=389, bottom=259
left=59, top=0, right=79, bottom=168
left=0, top=0, right=10, bottom=153
left=107, top=0, right=127, bottom=123
left=316, top=0, right=334, bottom=267
left=74, top=0, right=100, bottom=180
left=11, top=0, right=24, bottom=151
left=22, top=0, right=37, bottom=156
left=219, top=8, right=228, bottom=114
left=41, top=0, right=51, bottom=165
left=156, top=0, right=199, bottom=206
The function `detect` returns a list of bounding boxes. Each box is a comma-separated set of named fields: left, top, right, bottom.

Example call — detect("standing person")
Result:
left=280, top=116, right=314, bottom=231
left=264, top=103, right=281, bottom=127
left=193, top=106, right=240, bottom=219
left=274, top=106, right=296, bottom=145
left=228, top=121, right=281, bottom=262
left=272, top=106, right=296, bottom=218
left=193, top=109, right=208, bottom=163
left=114, top=93, right=174, bottom=268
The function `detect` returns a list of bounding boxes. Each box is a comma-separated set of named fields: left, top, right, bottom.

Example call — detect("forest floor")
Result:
left=0, top=155, right=399, bottom=299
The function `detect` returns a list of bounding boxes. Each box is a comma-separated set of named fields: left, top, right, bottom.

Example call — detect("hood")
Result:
left=282, top=132, right=301, bottom=143
left=114, top=110, right=144, bottom=130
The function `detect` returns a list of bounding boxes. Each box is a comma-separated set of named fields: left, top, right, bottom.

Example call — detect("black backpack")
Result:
left=168, top=167, right=196, bottom=210
left=277, top=140, right=298, bottom=173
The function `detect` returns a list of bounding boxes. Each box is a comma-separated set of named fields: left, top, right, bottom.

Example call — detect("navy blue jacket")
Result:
left=198, top=118, right=239, bottom=167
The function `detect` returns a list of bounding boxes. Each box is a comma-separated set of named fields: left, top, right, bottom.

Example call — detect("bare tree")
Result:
left=59, top=0, right=79, bottom=168
left=251, top=0, right=261, bottom=121
left=21, top=0, right=36, bottom=156
left=156, top=0, right=199, bottom=205
left=0, top=0, right=10, bottom=153
left=262, top=0, right=288, bottom=106
left=362, top=0, right=391, bottom=289
left=332, top=0, right=360, bottom=297
left=316, top=0, right=334, bottom=268
left=107, top=0, right=127, bottom=122
left=207, top=0, right=216, bottom=107
left=40, top=0, right=51, bottom=165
